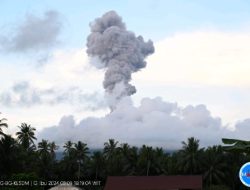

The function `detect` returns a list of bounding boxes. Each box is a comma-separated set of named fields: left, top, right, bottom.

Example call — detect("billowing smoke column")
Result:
left=86, top=11, right=154, bottom=109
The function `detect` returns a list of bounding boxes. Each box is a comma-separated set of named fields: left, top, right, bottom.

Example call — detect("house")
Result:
left=104, top=176, right=202, bottom=190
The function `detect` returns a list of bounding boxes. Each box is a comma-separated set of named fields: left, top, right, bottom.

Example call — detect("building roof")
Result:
left=104, top=175, right=202, bottom=190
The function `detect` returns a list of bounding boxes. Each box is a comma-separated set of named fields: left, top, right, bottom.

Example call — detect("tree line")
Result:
left=0, top=115, right=249, bottom=190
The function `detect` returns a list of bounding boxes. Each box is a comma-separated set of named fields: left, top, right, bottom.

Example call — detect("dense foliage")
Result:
left=0, top=120, right=249, bottom=189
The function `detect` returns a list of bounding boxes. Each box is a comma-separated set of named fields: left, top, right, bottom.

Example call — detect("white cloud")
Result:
left=38, top=97, right=232, bottom=149
left=0, top=48, right=104, bottom=95
left=29, top=48, right=104, bottom=89
left=0, top=48, right=107, bottom=133
left=134, top=29, right=250, bottom=87
left=131, top=29, right=250, bottom=126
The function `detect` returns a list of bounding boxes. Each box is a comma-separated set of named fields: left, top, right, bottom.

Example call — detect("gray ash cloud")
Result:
left=0, top=81, right=106, bottom=111
left=0, top=10, right=62, bottom=53
left=86, top=11, right=154, bottom=109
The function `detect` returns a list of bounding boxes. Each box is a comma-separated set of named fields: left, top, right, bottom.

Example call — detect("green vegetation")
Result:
left=0, top=119, right=249, bottom=189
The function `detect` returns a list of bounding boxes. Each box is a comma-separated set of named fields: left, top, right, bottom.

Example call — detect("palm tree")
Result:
left=119, top=143, right=130, bottom=158
left=203, top=146, right=227, bottom=189
left=0, top=113, right=8, bottom=137
left=166, top=151, right=180, bottom=175
left=49, top=141, right=59, bottom=160
left=178, top=137, right=203, bottom=174
left=103, top=139, right=120, bottom=175
left=154, top=147, right=167, bottom=174
left=91, top=151, right=105, bottom=179
left=124, top=146, right=139, bottom=175
left=16, top=123, right=36, bottom=150
left=0, top=135, right=20, bottom=176
left=37, top=139, right=52, bottom=178
left=74, top=141, right=89, bottom=180
left=74, top=141, right=89, bottom=160
left=60, top=141, right=77, bottom=179
left=38, top=139, right=50, bottom=155
left=63, top=140, right=74, bottom=157
left=104, top=139, right=119, bottom=159
left=138, top=145, right=156, bottom=176
left=119, top=143, right=131, bottom=173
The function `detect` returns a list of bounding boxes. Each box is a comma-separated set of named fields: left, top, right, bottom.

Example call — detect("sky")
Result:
left=1, top=0, right=250, bottom=148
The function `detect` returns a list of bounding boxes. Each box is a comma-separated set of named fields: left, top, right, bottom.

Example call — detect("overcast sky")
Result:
left=1, top=0, right=250, bottom=148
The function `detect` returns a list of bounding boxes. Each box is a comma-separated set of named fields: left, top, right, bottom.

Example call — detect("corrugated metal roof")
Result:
left=104, top=176, right=202, bottom=190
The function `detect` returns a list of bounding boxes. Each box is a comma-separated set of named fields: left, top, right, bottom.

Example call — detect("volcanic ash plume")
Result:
left=86, top=11, right=154, bottom=109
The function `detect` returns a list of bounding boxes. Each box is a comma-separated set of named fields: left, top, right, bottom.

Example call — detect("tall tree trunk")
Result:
left=78, top=161, right=80, bottom=180
left=146, top=161, right=151, bottom=176
left=95, top=167, right=98, bottom=180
